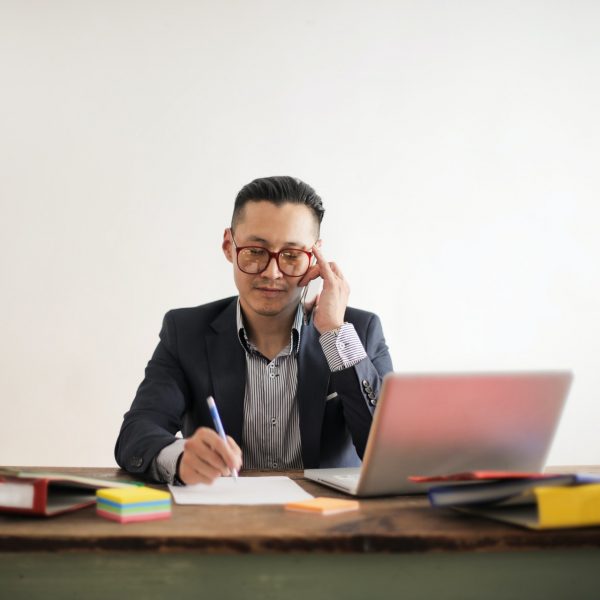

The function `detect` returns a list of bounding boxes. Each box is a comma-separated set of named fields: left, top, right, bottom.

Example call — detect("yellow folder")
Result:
left=457, top=483, right=600, bottom=530
left=535, top=483, right=600, bottom=529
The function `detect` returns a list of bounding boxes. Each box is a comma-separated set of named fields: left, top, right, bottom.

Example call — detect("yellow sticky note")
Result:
left=96, top=487, right=170, bottom=504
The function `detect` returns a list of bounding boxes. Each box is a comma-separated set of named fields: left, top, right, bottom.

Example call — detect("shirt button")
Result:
left=271, top=418, right=277, bottom=426
left=272, top=462, right=278, bottom=468
left=269, top=373, right=276, bottom=378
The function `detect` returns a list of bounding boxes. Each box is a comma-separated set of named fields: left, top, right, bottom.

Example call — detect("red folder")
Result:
left=0, top=471, right=136, bottom=517
left=408, top=471, right=560, bottom=483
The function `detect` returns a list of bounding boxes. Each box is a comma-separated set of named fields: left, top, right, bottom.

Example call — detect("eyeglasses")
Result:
left=231, top=232, right=314, bottom=277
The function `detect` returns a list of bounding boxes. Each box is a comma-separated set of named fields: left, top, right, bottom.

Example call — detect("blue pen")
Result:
left=206, top=395, right=238, bottom=480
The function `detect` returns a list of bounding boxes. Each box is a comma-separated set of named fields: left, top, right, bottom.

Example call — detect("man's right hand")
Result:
left=177, top=427, right=242, bottom=485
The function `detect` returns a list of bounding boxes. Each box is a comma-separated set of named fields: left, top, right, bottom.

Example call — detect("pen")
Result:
left=206, top=395, right=238, bottom=480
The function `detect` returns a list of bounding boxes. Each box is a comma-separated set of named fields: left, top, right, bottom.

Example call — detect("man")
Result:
left=115, top=176, right=393, bottom=485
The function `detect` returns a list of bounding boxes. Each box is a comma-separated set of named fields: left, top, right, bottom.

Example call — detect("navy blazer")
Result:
left=115, top=296, right=393, bottom=478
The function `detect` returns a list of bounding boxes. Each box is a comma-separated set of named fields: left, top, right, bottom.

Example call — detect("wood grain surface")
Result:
left=2, top=466, right=600, bottom=554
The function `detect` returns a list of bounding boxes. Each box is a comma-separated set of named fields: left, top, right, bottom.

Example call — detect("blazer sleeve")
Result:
left=330, top=311, right=393, bottom=459
left=114, top=311, right=190, bottom=477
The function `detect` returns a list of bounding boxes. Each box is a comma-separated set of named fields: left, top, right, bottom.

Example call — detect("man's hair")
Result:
left=232, top=176, right=325, bottom=232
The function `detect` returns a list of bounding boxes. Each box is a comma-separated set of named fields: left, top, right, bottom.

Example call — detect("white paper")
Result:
left=0, top=482, right=34, bottom=508
left=168, top=476, right=313, bottom=505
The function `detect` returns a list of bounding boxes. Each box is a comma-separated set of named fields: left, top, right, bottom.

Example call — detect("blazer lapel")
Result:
left=297, top=319, right=331, bottom=468
left=205, top=298, right=246, bottom=443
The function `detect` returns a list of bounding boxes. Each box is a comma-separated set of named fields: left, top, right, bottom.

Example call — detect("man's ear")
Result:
left=222, top=228, right=234, bottom=264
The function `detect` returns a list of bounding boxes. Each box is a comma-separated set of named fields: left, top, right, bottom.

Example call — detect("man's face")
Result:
left=223, top=201, right=319, bottom=321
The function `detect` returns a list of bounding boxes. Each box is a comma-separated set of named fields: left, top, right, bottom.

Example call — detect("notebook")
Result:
left=304, top=371, right=572, bottom=497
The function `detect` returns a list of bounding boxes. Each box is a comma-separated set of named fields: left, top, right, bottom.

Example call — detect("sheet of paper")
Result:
left=168, top=476, right=313, bottom=505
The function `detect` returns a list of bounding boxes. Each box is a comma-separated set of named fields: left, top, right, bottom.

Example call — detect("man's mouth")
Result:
left=254, top=286, right=286, bottom=296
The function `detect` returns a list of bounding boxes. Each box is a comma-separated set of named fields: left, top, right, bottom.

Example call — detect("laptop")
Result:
left=304, top=371, right=572, bottom=497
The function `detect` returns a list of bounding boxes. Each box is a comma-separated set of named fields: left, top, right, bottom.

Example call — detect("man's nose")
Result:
left=261, top=254, right=284, bottom=278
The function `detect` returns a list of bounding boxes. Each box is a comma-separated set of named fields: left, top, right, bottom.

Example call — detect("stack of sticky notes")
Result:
left=96, top=487, right=171, bottom=523
left=285, top=497, right=359, bottom=515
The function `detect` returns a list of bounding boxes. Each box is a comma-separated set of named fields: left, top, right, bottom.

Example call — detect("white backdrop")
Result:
left=1, top=1, right=599, bottom=467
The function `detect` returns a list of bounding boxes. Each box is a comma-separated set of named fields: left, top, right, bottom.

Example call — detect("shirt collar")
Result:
left=236, top=298, right=303, bottom=356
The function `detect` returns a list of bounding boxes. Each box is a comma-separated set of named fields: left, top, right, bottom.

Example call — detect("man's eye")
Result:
left=281, top=251, right=302, bottom=261
left=248, top=248, right=266, bottom=256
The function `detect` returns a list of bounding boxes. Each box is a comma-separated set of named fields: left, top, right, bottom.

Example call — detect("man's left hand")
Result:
left=299, top=245, right=349, bottom=334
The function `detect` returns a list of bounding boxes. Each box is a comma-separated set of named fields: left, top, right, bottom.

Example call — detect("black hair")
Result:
left=232, top=176, right=325, bottom=232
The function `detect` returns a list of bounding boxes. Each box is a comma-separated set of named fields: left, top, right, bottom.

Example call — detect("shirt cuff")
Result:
left=151, top=438, right=186, bottom=484
left=319, top=322, right=367, bottom=372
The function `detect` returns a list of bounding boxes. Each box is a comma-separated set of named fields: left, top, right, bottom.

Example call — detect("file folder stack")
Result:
left=412, top=471, right=600, bottom=530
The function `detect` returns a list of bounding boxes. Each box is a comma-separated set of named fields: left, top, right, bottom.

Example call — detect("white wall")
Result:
left=1, top=1, right=598, bottom=467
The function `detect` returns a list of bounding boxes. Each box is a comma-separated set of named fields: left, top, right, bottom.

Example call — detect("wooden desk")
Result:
left=2, top=467, right=600, bottom=599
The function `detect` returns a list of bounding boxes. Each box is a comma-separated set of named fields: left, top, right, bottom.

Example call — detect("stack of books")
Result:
left=410, top=471, right=600, bottom=529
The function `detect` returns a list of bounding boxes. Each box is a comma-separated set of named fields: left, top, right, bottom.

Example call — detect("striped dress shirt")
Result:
left=237, top=301, right=304, bottom=470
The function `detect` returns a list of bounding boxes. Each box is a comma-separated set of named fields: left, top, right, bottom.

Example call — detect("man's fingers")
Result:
left=207, top=433, right=241, bottom=471
left=299, top=247, right=344, bottom=287
left=307, top=246, right=350, bottom=334
left=184, top=437, right=228, bottom=478
left=179, top=452, right=222, bottom=485
left=298, top=264, right=321, bottom=287
left=311, top=245, right=333, bottom=278
left=192, top=455, right=224, bottom=480
left=328, top=261, right=345, bottom=280
left=226, top=436, right=243, bottom=472
left=312, top=245, right=339, bottom=283
left=181, top=427, right=242, bottom=484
